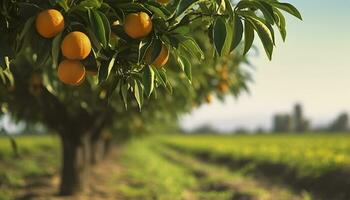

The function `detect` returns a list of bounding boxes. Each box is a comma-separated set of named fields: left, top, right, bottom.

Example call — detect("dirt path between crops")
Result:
left=15, top=147, right=123, bottom=200
left=158, top=145, right=310, bottom=200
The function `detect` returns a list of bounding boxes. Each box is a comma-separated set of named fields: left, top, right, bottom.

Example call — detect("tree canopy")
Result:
left=0, top=0, right=301, bottom=195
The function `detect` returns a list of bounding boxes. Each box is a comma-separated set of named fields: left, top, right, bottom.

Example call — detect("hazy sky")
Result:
left=180, top=1, right=350, bottom=131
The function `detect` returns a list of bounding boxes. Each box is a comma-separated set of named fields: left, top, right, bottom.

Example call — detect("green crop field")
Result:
left=163, top=133, right=350, bottom=175
left=1, top=133, right=350, bottom=200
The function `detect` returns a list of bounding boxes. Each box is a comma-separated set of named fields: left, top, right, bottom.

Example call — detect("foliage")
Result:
left=0, top=0, right=301, bottom=109
left=328, top=113, right=349, bottom=132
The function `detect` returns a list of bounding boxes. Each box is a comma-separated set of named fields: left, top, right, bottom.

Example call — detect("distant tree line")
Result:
left=273, top=104, right=310, bottom=133
left=324, top=113, right=349, bottom=132
left=272, top=104, right=349, bottom=133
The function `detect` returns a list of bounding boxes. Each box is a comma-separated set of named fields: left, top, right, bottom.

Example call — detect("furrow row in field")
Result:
left=156, top=144, right=309, bottom=200
left=162, top=135, right=350, bottom=200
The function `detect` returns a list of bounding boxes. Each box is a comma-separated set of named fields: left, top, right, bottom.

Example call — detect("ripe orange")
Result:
left=145, top=44, right=169, bottom=68
left=57, top=60, right=86, bottom=85
left=36, top=9, right=64, bottom=38
left=205, top=94, right=213, bottom=104
left=74, top=74, right=86, bottom=86
left=218, top=82, right=230, bottom=93
left=124, top=12, right=152, bottom=39
left=61, top=31, right=91, bottom=60
left=218, top=66, right=229, bottom=80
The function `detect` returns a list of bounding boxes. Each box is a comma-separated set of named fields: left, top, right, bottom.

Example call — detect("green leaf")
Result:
left=153, top=67, right=167, bottom=88
left=51, top=32, right=63, bottom=68
left=138, top=38, right=153, bottom=64
left=176, top=0, right=199, bottom=17
left=251, top=19, right=273, bottom=59
left=111, top=25, right=133, bottom=43
left=19, top=17, right=35, bottom=42
left=171, top=26, right=190, bottom=35
left=212, top=17, right=227, bottom=56
left=273, top=8, right=286, bottom=41
left=181, top=37, right=204, bottom=60
left=107, top=55, right=116, bottom=77
left=224, top=0, right=234, bottom=15
left=144, top=4, right=167, bottom=19
left=231, top=15, right=243, bottom=51
left=120, top=82, right=129, bottom=109
left=149, top=39, right=162, bottom=64
left=159, top=69, right=172, bottom=94
left=0, top=66, right=14, bottom=86
left=89, top=9, right=107, bottom=47
left=86, top=27, right=103, bottom=50
left=0, top=56, right=9, bottom=70
left=254, top=1, right=275, bottom=24
left=82, top=49, right=98, bottom=72
left=182, top=56, right=192, bottom=83
left=243, top=20, right=254, bottom=55
left=237, top=0, right=275, bottom=24
left=97, top=11, right=111, bottom=46
left=98, top=54, right=116, bottom=83
left=57, top=0, right=69, bottom=11
left=106, top=78, right=120, bottom=98
left=272, top=2, right=302, bottom=20
left=0, top=51, right=7, bottom=69
left=133, top=79, right=144, bottom=109
left=79, top=0, right=102, bottom=8
left=176, top=53, right=185, bottom=71
left=143, top=65, right=155, bottom=97
left=241, top=11, right=274, bottom=59
left=3, top=67, right=14, bottom=86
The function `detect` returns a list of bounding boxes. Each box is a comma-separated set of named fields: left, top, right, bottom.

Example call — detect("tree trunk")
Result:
left=59, top=134, right=90, bottom=195
left=103, top=137, right=112, bottom=159
left=90, top=137, right=104, bottom=165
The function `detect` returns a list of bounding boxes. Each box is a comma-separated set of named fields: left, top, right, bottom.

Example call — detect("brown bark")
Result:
left=103, top=137, right=112, bottom=158
left=90, top=138, right=104, bottom=165
left=59, top=134, right=90, bottom=195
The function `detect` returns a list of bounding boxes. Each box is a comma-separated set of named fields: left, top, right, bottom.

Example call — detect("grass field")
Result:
left=0, top=135, right=59, bottom=199
left=1, top=133, right=349, bottom=200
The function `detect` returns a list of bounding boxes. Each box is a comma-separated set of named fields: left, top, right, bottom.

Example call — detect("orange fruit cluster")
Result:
left=35, top=9, right=92, bottom=86
left=58, top=31, right=91, bottom=86
left=123, top=12, right=169, bottom=67
left=205, top=94, right=213, bottom=104
left=218, top=66, right=229, bottom=80
left=35, top=9, right=169, bottom=85
left=217, top=81, right=230, bottom=93
left=217, top=66, right=230, bottom=94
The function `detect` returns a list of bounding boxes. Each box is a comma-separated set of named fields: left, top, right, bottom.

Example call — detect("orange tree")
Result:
left=0, top=0, right=301, bottom=195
